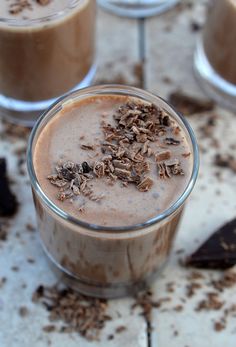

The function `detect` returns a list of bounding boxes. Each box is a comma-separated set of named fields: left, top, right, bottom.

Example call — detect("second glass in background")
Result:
left=97, top=0, right=179, bottom=18
left=194, top=0, right=236, bottom=111
left=0, top=0, right=96, bottom=126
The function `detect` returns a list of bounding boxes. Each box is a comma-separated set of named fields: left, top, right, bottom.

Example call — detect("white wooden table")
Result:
left=1, top=1, right=236, bottom=346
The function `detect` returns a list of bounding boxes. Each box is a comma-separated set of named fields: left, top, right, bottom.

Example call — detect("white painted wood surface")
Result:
left=1, top=2, right=236, bottom=346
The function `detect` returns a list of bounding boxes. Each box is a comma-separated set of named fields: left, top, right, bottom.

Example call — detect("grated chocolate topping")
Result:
left=47, top=99, right=188, bottom=206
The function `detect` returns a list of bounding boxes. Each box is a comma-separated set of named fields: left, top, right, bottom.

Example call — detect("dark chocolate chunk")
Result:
left=168, top=91, right=214, bottom=116
left=0, top=158, right=18, bottom=217
left=186, top=218, right=236, bottom=269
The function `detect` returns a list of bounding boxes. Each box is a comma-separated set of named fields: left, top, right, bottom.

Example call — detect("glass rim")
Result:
left=27, top=84, right=199, bottom=233
left=0, top=0, right=84, bottom=28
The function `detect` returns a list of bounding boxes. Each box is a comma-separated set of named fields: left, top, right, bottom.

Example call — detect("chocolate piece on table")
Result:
left=0, top=158, right=18, bottom=217
left=168, top=91, right=214, bottom=116
left=186, top=218, right=236, bottom=269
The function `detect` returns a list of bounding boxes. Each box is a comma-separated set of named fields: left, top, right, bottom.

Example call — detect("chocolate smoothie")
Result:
left=203, top=0, right=236, bottom=85
left=29, top=87, right=197, bottom=297
left=0, top=0, right=95, bottom=102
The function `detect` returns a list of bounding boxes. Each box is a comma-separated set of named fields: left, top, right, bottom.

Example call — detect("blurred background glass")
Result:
left=97, top=0, right=179, bottom=18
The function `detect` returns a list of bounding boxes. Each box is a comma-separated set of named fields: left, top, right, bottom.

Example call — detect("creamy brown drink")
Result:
left=203, top=0, right=236, bottom=85
left=28, top=85, right=198, bottom=298
left=0, top=0, right=96, bottom=124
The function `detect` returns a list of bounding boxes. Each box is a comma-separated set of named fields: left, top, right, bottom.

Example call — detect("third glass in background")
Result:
left=97, top=0, right=179, bottom=18
left=194, top=0, right=236, bottom=111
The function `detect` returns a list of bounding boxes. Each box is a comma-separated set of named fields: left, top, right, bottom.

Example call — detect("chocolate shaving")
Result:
left=81, top=144, right=95, bottom=151
left=32, top=284, right=111, bottom=341
left=137, top=177, right=153, bottom=192
left=155, top=150, right=171, bottom=162
left=164, top=138, right=180, bottom=145
left=48, top=99, right=187, bottom=201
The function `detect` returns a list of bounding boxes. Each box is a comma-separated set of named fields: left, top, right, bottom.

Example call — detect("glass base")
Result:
left=0, top=63, right=97, bottom=127
left=97, top=0, right=179, bottom=18
left=42, top=240, right=167, bottom=299
left=194, top=39, right=236, bottom=112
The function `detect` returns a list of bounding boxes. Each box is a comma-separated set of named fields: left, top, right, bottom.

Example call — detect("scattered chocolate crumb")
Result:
left=190, top=21, right=202, bottom=32
left=132, top=290, right=170, bottom=329
left=115, top=326, right=127, bottom=334
left=27, top=257, right=35, bottom=264
left=19, top=306, right=29, bottom=317
left=1, top=120, right=30, bottom=139
left=36, top=0, right=51, bottom=5
left=168, top=91, right=214, bottom=115
left=107, top=334, right=114, bottom=340
left=32, top=284, right=111, bottom=341
left=0, top=158, right=18, bottom=217
left=0, top=277, right=7, bottom=288
left=43, top=325, right=56, bottom=333
left=211, top=268, right=236, bottom=291
left=11, top=266, right=19, bottom=272
left=162, top=76, right=172, bottom=84
left=186, top=282, right=202, bottom=298
left=214, top=154, right=236, bottom=174
left=195, top=292, right=224, bottom=311
left=187, top=271, right=205, bottom=281
left=214, top=321, right=225, bottom=332
left=0, top=222, right=9, bottom=241
left=26, top=223, right=36, bottom=232
left=173, top=305, right=183, bottom=312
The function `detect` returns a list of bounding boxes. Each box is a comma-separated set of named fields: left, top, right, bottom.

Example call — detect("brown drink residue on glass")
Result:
left=32, top=94, right=193, bottom=290
left=203, top=0, right=236, bottom=85
left=0, top=0, right=95, bottom=101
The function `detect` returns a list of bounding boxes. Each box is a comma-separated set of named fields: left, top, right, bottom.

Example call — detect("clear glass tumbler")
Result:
left=0, top=0, right=96, bottom=126
left=97, top=0, right=179, bottom=18
left=27, top=85, right=199, bottom=298
left=194, top=0, right=236, bottom=111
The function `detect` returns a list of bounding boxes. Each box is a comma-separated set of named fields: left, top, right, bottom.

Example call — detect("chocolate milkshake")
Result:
left=203, top=0, right=236, bottom=85
left=0, top=0, right=96, bottom=124
left=28, top=85, right=198, bottom=298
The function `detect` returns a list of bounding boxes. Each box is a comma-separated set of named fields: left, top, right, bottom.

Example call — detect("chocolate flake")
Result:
left=155, top=150, right=171, bottom=162
left=186, top=218, right=236, bottom=269
left=137, top=177, right=153, bottom=192
left=164, top=138, right=180, bottom=146
left=81, top=144, right=95, bottom=151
